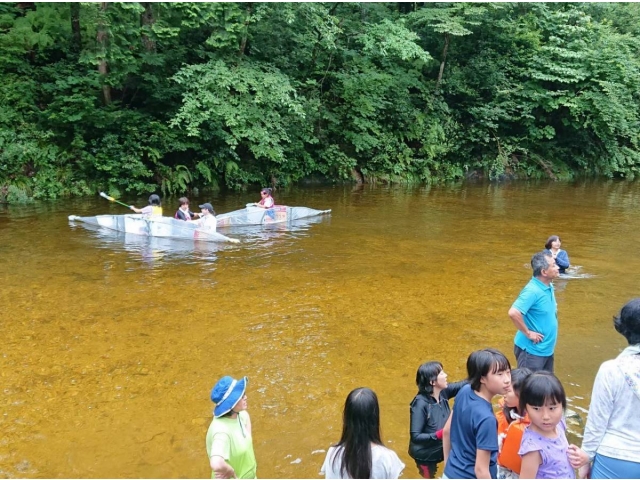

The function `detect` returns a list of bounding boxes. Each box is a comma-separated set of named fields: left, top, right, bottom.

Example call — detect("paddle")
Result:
left=100, top=191, right=131, bottom=209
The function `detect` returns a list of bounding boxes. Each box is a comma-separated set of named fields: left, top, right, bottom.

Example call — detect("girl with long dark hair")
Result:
left=320, top=388, right=404, bottom=479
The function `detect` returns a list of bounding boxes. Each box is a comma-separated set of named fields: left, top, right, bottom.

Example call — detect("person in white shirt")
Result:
left=568, top=298, right=640, bottom=479
left=320, top=387, right=405, bottom=479
left=193, top=203, right=217, bottom=231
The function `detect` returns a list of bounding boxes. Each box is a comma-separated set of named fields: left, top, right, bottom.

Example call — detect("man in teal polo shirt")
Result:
left=508, top=251, right=560, bottom=372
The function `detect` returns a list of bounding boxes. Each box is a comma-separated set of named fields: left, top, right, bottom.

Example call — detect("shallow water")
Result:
left=1, top=180, right=638, bottom=478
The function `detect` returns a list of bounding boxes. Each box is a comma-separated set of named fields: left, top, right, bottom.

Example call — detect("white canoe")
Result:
left=216, top=205, right=331, bottom=228
left=68, top=214, right=240, bottom=243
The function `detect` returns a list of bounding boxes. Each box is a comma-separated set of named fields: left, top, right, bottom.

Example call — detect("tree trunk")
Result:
left=140, top=2, right=156, bottom=52
left=238, top=3, right=252, bottom=57
left=351, top=167, right=364, bottom=184
left=70, top=3, right=81, bottom=53
left=16, top=3, right=35, bottom=11
left=97, top=2, right=111, bottom=105
left=435, top=33, right=449, bottom=94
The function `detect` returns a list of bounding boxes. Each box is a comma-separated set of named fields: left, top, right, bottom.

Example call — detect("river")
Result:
left=1, top=180, right=638, bottom=478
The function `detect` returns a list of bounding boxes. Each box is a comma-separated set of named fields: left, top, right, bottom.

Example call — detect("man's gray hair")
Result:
left=531, top=251, right=553, bottom=277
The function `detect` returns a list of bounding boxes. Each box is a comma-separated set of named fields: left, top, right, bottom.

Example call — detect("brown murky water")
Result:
left=1, top=180, right=639, bottom=478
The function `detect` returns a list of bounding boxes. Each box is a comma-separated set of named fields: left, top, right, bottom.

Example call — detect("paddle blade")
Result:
left=99, top=191, right=115, bottom=202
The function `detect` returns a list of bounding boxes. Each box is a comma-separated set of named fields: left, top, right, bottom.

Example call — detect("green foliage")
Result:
left=410, top=3, right=487, bottom=37
left=436, top=3, right=640, bottom=179
left=160, top=164, right=192, bottom=196
left=2, top=2, right=640, bottom=200
left=171, top=58, right=308, bottom=188
left=2, top=185, right=34, bottom=204
left=359, top=19, right=431, bottom=62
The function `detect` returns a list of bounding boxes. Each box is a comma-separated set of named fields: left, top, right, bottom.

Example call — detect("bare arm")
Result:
left=508, top=307, right=543, bottom=343
left=568, top=445, right=591, bottom=479
left=130, top=206, right=143, bottom=213
left=442, top=411, right=453, bottom=466
left=577, top=463, right=591, bottom=479
left=519, top=451, right=542, bottom=479
left=210, top=456, right=236, bottom=479
left=568, top=444, right=590, bottom=469
left=474, top=449, right=492, bottom=479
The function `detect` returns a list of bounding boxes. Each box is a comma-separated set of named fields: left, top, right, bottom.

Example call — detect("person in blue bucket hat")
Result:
left=206, top=375, right=257, bottom=479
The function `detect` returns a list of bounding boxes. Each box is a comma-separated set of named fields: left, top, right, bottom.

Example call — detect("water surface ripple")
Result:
left=0, top=181, right=637, bottom=478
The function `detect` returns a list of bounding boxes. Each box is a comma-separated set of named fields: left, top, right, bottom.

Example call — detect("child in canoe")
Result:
left=252, top=188, right=274, bottom=208
left=130, top=194, right=162, bottom=216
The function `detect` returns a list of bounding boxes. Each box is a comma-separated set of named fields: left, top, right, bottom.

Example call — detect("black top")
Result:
left=174, top=209, right=195, bottom=221
left=408, top=380, right=468, bottom=463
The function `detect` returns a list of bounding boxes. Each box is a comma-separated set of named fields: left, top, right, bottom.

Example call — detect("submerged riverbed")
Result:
left=1, top=180, right=638, bottom=478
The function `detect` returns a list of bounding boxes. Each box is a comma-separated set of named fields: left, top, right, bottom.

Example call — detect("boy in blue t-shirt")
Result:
left=443, top=349, right=512, bottom=479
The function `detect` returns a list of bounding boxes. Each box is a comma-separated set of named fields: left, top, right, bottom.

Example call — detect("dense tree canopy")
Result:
left=1, top=2, right=639, bottom=202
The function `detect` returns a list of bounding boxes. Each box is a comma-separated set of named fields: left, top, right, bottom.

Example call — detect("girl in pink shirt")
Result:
left=253, top=188, right=274, bottom=208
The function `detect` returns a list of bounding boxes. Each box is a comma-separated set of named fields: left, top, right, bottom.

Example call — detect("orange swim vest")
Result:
left=496, top=407, right=530, bottom=474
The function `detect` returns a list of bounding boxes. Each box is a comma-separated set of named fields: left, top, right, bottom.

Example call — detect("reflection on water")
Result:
left=71, top=222, right=229, bottom=267
left=1, top=180, right=639, bottom=478
left=69, top=214, right=330, bottom=268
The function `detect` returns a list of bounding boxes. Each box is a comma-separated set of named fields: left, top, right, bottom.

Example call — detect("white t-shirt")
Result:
left=581, top=346, right=640, bottom=463
left=194, top=214, right=217, bottom=232
left=320, top=444, right=405, bottom=479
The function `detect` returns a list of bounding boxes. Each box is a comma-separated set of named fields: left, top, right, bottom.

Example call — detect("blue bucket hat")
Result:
left=210, top=376, right=248, bottom=418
